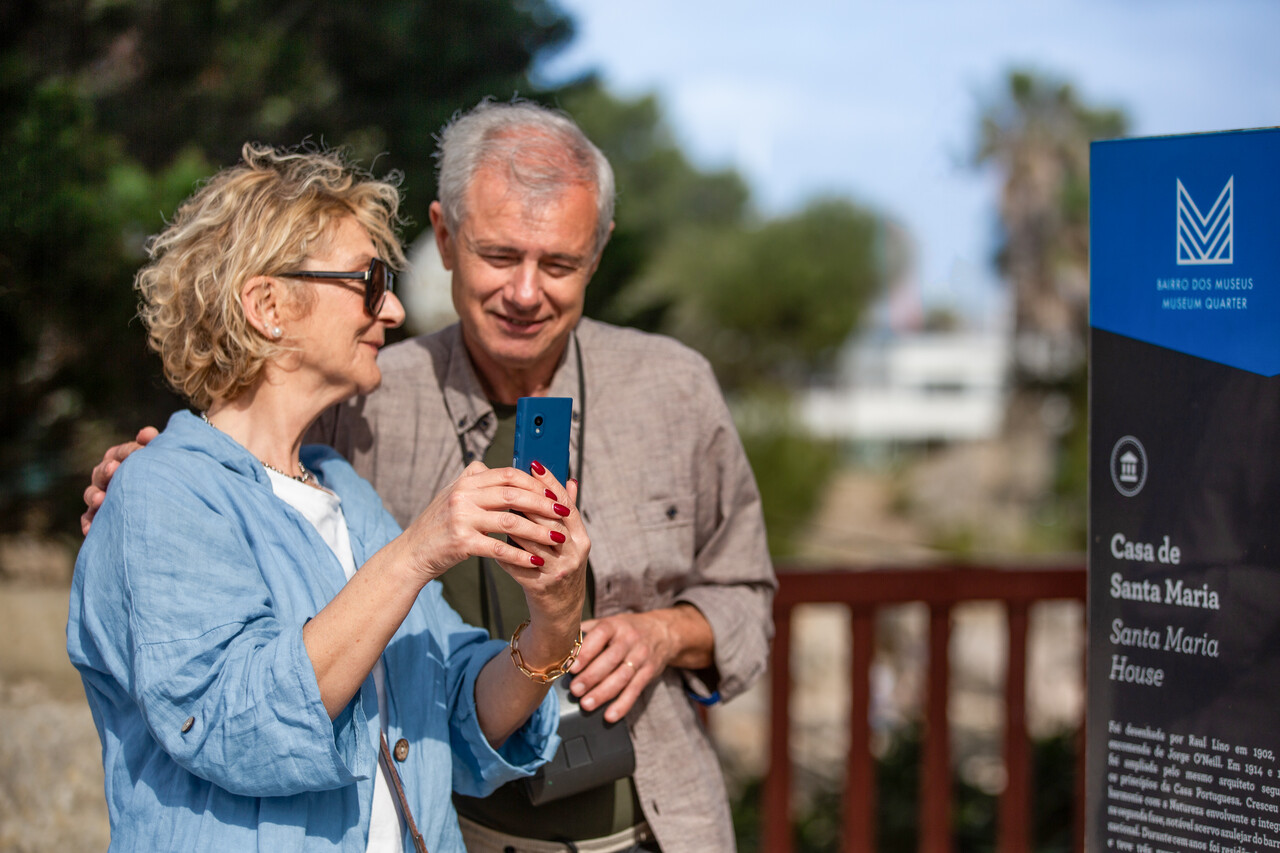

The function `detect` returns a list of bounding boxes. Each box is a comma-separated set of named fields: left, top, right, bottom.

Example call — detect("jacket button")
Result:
left=181, top=716, right=195, bottom=733
left=394, top=738, right=409, bottom=762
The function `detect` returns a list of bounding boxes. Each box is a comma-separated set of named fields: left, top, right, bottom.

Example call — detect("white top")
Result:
left=267, top=470, right=404, bottom=853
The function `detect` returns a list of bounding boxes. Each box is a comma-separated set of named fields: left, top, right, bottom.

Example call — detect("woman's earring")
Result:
left=271, top=326, right=283, bottom=339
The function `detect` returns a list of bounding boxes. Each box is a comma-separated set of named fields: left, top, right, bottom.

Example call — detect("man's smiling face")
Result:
left=433, top=161, right=600, bottom=397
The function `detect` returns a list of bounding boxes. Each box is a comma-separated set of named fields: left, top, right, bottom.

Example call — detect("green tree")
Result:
left=976, top=69, right=1127, bottom=386
left=0, top=70, right=212, bottom=533
left=0, top=0, right=575, bottom=535
left=13, top=0, right=573, bottom=234
left=558, top=83, right=750, bottom=327
left=623, top=198, right=890, bottom=394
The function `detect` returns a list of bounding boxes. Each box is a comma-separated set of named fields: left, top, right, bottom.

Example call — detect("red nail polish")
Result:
left=553, top=503, right=570, bottom=517
left=550, top=531, right=566, bottom=544
left=530, top=554, right=545, bottom=567
left=568, top=478, right=578, bottom=488
left=545, top=488, right=558, bottom=500
left=531, top=460, right=546, bottom=475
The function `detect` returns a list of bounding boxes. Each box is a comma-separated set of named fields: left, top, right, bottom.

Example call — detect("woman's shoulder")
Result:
left=77, top=415, right=265, bottom=569
left=114, top=411, right=259, bottom=495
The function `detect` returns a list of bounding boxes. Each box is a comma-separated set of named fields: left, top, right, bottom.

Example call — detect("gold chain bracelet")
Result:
left=509, top=620, right=583, bottom=684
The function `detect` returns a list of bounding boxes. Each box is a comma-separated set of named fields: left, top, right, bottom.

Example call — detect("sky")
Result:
left=534, top=0, right=1280, bottom=328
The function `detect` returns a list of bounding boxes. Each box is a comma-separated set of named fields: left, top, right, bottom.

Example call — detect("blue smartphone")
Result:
left=512, top=397, right=573, bottom=486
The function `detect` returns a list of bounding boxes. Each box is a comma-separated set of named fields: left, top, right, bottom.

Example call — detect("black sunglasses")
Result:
left=279, top=257, right=395, bottom=316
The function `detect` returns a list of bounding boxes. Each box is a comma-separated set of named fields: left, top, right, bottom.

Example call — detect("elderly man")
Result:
left=85, top=99, right=775, bottom=853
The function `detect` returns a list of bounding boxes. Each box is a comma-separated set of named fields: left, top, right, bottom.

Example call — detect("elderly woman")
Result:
left=67, top=143, right=588, bottom=853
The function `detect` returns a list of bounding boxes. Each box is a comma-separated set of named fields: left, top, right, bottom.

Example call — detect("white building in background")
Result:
left=800, top=331, right=1009, bottom=445
left=400, top=232, right=458, bottom=334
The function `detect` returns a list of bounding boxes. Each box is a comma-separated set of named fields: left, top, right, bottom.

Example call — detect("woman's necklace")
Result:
left=259, top=459, right=314, bottom=485
left=199, top=411, right=314, bottom=485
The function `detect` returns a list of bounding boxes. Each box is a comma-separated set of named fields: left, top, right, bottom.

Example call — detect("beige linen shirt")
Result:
left=310, top=317, right=777, bottom=852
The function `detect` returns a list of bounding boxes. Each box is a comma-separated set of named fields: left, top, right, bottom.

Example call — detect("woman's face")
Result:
left=279, top=216, right=405, bottom=402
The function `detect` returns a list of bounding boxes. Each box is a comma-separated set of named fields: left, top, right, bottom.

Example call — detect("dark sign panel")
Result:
left=1089, top=128, right=1280, bottom=853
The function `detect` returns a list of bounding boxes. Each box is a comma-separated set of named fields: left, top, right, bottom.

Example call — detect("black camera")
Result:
left=524, top=676, right=636, bottom=805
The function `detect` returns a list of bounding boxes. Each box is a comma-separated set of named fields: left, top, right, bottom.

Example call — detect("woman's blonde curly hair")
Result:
left=135, top=142, right=407, bottom=410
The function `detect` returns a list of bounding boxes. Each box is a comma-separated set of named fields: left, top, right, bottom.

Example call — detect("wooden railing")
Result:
left=763, top=563, right=1088, bottom=853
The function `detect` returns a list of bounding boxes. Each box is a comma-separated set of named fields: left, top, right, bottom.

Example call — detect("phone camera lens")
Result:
left=534, top=416, right=544, bottom=427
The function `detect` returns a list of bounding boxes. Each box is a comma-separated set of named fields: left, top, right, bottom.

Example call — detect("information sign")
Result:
left=1089, top=127, right=1280, bottom=853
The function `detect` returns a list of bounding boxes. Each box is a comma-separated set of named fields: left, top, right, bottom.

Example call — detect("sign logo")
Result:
left=1176, top=176, right=1233, bottom=265
left=1110, top=436, right=1148, bottom=498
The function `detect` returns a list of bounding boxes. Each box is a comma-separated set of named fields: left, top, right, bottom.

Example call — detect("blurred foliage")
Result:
left=730, top=725, right=1080, bottom=852
left=7, top=0, right=573, bottom=233
left=0, top=0, right=572, bottom=535
left=1031, top=728, right=1079, bottom=853
left=559, top=84, right=751, bottom=329
left=733, top=389, right=842, bottom=558
left=1048, top=365, right=1089, bottom=548
left=923, top=305, right=963, bottom=332
left=0, top=69, right=206, bottom=533
left=620, top=198, right=888, bottom=395
left=976, top=69, right=1127, bottom=386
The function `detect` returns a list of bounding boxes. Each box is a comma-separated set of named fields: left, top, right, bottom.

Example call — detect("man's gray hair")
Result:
left=435, top=98, right=616, bottom=258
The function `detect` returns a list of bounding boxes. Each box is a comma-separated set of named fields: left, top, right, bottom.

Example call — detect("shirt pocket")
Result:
left=633, top=494, right=697, bottom=598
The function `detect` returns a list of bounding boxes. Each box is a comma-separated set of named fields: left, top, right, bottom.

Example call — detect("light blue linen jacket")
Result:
left=67, top=410, right=558, bottom=852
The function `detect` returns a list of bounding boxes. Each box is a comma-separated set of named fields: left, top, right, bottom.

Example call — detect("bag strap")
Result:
left=380, top=732, right=429, bottom=853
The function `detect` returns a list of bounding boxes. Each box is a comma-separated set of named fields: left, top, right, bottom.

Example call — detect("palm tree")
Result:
left=977, top=70, right=1127, bottom=387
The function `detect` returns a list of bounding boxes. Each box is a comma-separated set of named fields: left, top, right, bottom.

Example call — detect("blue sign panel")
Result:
left=1089, top=128, right=1280, bottom=853
left=1091, top=128, right=1280, bottom=375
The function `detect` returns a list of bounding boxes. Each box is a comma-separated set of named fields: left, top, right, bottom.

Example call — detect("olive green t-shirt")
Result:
left=442, top=403, right=641, bottom=841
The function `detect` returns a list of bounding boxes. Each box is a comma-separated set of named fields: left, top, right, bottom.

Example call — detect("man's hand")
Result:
left=567, top=604, right=715, bottom=723
left=81, top=427, right=159, bottom=535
